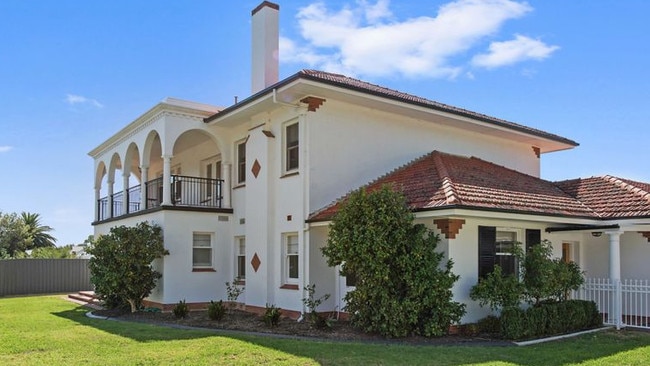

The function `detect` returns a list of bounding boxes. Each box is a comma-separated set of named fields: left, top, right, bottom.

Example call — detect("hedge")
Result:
left=500, top=300, right=602, bottom=340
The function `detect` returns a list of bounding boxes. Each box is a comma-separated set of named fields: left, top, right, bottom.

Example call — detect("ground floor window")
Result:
left=235, top=236, right=245, bottom=279
left=283, top=233, right=299, bottom=284
left=478, top=226, right=541, bottom=279
left=193, top=233, right=213, bottom=269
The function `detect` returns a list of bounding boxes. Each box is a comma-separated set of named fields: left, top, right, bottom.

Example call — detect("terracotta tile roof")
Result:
left=205, top=69, right=578, bottom=147
left=308, top=151, right=597, bottom=221
left=555, top=176, right=650, bottom=218
left=298, top=70, right=577, bottom=147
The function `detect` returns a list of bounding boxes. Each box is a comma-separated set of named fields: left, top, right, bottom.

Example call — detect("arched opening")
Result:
left=108, top=152, right=124, bottom=217
left=142, top=131, right=164, bottom=209
left=169, top=129, right=224, bottom=207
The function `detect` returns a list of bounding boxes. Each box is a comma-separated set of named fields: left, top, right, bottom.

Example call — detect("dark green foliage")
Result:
left=469, top=266, right=524, bottom=311
left=20, top=212, right=56, bottom=249
left=500, top=300, right=602, bottom=340
left=15, top=245, right=75, bottom=259
left=263, top=304, right=282, bottom=327
left=470, top=240, right=585, bottom=311
left=0, top=211, right=32, bottom=257
left=87, top=222, right=168, bottom=312
left=208, top=300, right=227, bottom=321
left=476, top=315, right=501, bottom=335
left=321, top=186, right=466, bottom=338
left=302, top=284, right=332, bottom=329
left=172, top=299, right=189, bottom=319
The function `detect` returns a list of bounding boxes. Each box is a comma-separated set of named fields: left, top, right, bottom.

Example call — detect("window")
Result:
left=203, top=158, right=221, bottom=201
left=285, top=122, right=299, bottom=172
left=235, top=237, right=246, bottom=279
left=193, top=233, right=212, bottom=268
left=478, top=227, right=541, bottom=279
left=236, top=140, right=246, bottom=184
left=343, top=264, right=357, bottom=287
left=284, top=233, right=299, bottom=283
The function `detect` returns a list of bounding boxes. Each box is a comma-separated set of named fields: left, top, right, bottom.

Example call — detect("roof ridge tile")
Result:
left=432, top=152, right=460, bottom=204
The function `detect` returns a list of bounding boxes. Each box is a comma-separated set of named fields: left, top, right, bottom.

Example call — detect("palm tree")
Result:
left=20, top=212, right=57, bottom=249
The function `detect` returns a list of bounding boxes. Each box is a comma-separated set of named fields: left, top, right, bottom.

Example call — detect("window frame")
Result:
left=235, top=236, right=246, bottom=280
left=236, top=139, right=246, bottom=185
left=283, top=121, right=299, bottom=173
left=283, top=233, right=299, bottom=285
left=192, top=232, right=213, bottom=270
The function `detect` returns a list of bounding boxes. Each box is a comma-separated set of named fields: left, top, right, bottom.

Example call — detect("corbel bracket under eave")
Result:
left=434, top=218, right=466, bottom=239
left=300, top=96, right=326, bottom=112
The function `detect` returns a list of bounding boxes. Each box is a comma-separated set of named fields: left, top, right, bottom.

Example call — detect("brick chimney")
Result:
left=251, top=1, right=279, bottom=94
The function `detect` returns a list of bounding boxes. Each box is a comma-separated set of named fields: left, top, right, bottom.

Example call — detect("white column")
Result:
left=161, top=155, right=172, bottom=206
left=107, top=180, right=114, bottom=218
left=608, top=230, right=623, bottom=329
left=222, top=163, right=231, bottom=208
left=94, top=187, right=101, bottom=222
left=608, top=231, right=622, bottom=281
left=140, top=165, right=149, bottom=209
left=123, top=172, right=130, bottom=214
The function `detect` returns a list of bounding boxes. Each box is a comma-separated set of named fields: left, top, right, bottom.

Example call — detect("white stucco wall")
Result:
left=306, top=99, right=541, bottom=213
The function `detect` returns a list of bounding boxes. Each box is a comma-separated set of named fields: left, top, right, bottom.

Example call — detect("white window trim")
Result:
left=283, top=233, right=299, bottom=285
left=282, top=120, right=299, bottom=174
left=192, top=232, right=214, bottom=270
left=235, top=236, right=246, bottom=280
left=495, top=227, right=521, bottom=277
left=235, top=139, right=246, bottom=185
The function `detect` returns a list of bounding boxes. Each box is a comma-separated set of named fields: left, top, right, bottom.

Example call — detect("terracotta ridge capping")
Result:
left=604, top=175, right=650, bottom=202
left=252, top=1, right=279, bottom=16
left=432, top=152, right=459, bottom=204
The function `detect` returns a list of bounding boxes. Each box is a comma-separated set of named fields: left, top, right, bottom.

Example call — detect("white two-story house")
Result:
left=90, top=1, right=650, bottom=324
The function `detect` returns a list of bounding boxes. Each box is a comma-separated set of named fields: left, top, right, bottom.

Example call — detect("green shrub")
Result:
left=469, top=266, right=523, bottom=311
left=476, top=315, right=501, bottom=334
left=172, top=299, right=189, bottom=319
left=263, top=304, right=282, bottom=327
left=500, top=300, right=602, bottom=340
left=225, top=278, right=245, bottom=313
left=321, top=185, right=465, bottom=337
left=302, top=284, right=332, bottom=329
left=208, top=300, right=226, bottom=321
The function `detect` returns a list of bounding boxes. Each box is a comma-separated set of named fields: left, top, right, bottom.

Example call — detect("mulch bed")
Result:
left=92, top=307, right=513, bottom=346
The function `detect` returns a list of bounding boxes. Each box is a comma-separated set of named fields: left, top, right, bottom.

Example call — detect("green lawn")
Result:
left=1, top=295, right=649, bottom=365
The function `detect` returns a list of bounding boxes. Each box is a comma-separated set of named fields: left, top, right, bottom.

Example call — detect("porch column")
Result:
left=607, top=230, right=623, bottom=329
left=140, top=165, right=149, bottom=209
left=107, top=179, right=114, bottom=218
left=222, top=163, right=231, bottom=208
left=161, top=155, right=172, bottom=206
left=94, top=186, right=100, bottom=222
left=122, top=171, right=130, bottom=214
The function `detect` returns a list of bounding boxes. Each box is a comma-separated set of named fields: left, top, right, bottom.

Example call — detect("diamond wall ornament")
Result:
left=251, top=253, right=261, bottom=272
left=252, top=159, right=261, bottom=178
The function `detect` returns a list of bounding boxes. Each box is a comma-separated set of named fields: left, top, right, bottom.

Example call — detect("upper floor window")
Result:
left=236, top=140, right=246, bottom=184
left=285, top=122, right=299, bottom=172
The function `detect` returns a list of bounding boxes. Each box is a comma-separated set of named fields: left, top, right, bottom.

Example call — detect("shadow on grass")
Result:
left=55, top=305, right=650, bottom=366
left=52, top=306, right=217, bottom=342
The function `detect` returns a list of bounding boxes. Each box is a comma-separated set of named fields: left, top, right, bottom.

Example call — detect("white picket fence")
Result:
left=575, top=278, right=650, bottom=330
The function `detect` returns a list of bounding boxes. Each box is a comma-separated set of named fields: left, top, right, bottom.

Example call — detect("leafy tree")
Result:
left=15, top=245, right=76, bottom=259
left=21, top=212, right=56, bottom=249
left=0, top=211, right=31, bottom=257
left=87, top=222, right=168, bottom=312
left=321, top=186, right=466, bottom=337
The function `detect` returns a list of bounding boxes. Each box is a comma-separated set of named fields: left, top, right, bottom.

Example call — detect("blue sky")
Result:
left=1, top=0, right=648, bottom=246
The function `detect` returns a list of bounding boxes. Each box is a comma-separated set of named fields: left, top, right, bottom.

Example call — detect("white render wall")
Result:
left=306, top=99, right=541, bottom=213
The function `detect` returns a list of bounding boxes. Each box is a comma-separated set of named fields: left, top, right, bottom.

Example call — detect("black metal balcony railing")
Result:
left=97, top=175, right=224, bottom=221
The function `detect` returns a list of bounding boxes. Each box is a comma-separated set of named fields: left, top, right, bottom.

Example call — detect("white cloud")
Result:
left=64, top=94, right=104, bottom=108
left=281, top=0, right=556, bottom=79
left=472, top=34, right=559, bottom=68
left=0, top=146, right=13, bottom=153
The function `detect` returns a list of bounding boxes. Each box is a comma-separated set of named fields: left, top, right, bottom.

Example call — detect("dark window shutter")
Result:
left=478, top=226, right=496, bottom=279
left=525, top=229, right=541, bottom=252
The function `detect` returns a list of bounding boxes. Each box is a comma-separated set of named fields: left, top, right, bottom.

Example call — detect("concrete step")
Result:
left=67, top=291, right=103, bottom=310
